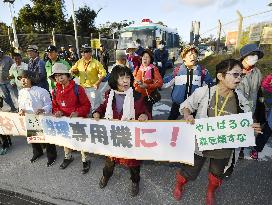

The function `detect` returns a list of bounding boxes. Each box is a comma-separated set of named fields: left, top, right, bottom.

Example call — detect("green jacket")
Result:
left=45, top=58, right=71, bottom=90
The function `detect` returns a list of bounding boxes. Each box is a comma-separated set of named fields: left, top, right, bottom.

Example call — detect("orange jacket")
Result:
left=133, top=64, right=163, bottom=96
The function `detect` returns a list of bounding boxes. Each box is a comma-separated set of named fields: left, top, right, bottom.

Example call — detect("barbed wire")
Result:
left=200, top=9, right=272, bottom=37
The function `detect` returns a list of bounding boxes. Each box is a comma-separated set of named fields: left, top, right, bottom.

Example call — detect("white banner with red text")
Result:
left=0, top=112, right=255, bottom=164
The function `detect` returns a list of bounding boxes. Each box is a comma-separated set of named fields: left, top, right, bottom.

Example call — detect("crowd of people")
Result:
left=0, top=41, right=271, bottom=204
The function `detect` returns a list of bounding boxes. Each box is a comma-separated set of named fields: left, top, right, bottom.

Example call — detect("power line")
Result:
left=200, top=9, right=272, bottom=36
left=244, top=9, right=272, bottom=19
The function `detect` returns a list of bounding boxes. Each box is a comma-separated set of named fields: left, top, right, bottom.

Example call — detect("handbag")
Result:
left=144, top=89, right=161, bottom=105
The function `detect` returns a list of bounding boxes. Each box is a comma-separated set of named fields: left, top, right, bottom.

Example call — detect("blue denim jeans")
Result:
left=0, top=83, right=16, bottom=111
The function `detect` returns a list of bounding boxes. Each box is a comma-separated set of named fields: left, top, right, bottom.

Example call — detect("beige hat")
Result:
left=116, top=50, right=127, bottom=61
left=27, top=45, right=38, bottom=52
left=126, top=42, right=137, bottom=49
left=181, top=44, right=199, bottom=59
left=49, top=63, right=70, bottom=81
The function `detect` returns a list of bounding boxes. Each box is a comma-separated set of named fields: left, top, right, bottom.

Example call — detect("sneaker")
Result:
left=47, top=158, right=56, bottom=167
left=131, top=182, right=139, bottom=197
left=81, top=160, right=91, bottom=174
left=60, top=157, right=74, bottom=169
left=30, top=153, right=43, bottom=163
left=99, top=176, right=109, bottom=189
left=250, top=149, right=258, bottom=160
left=0, top=148, right=8, bottom=155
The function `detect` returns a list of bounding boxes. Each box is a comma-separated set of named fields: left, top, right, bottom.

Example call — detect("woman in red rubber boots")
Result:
left=173, top=59, right=262, bottom=205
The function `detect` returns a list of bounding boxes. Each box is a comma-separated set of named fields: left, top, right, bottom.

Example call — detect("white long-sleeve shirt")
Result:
left=18, top=86, right=52, bottom=114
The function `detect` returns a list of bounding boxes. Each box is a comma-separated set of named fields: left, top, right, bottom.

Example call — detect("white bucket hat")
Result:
left=49, top=63, right=71, bottom=81
left=126, top=42, right=138, bottom=49
left=27, top=45, right=39, bottom=52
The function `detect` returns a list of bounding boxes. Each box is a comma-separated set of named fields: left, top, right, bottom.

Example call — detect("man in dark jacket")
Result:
left=26, top=45, right=49, bottom=91
left=135, top=39, right=144, bottom=56
left=98, top=44, right=110, bottom=73
left=154, top=40, right=169, bottom=78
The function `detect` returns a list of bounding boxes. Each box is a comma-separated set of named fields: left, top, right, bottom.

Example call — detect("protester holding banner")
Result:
left=237, top=44, right=266, bottom=160
left=133, top=49, right=163, bottom=114
left=50, top=63, right=91, bottom=174
left=173, top=59, right=262, bottom=205
left=93, top=65, right=151, bottom=197
left=167, top=44, right=213, bottom=120
left=70, top=44, right=106, bottom=111
left=17, top=70, right=57, bottom=167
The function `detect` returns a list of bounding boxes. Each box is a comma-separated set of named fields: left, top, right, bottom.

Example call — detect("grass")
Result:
left=199, top=52, right=272, bottom=78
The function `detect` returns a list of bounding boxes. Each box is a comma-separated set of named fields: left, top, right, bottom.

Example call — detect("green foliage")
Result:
left=199, top=51, right=272, bottom=78
left=16, top=0, right=66, bottom=33
left=240, top=31, right=249, bottom=49
left=0, top=22, right=9, bottom=35
left=75, top=6, right=97, bottom=37
left=98, top=20, right=134, bottom=38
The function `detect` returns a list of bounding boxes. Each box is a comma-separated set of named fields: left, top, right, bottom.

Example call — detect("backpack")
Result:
left=52, top=84, right=80, bottom=104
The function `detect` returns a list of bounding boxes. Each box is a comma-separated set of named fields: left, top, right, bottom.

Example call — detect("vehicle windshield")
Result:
left=117, top=29, right=154, bottom=49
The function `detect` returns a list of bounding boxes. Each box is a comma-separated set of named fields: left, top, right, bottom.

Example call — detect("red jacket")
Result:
left=52, top=80, right=91, bottom=117
left=95, top=89, right=151, bottom=167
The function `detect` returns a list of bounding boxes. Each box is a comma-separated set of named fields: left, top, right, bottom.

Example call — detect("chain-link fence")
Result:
left=0, top=33, right=118, bottom=62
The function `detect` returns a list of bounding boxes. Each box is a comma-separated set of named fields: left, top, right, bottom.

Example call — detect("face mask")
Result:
left=245, top=55, right=258, bottom=66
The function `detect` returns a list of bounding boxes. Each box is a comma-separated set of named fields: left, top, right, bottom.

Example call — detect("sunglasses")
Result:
left=226, top=72, right=245, bottom=78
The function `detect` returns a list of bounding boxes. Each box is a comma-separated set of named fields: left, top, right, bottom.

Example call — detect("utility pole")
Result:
left=190, top=21, right=194, bottom=44
left=51, top=28, right=56, bottom=46
left=4, top=0, right=19, bottom=51
left=236, top=10, right=243, bottom=50
left=71, top=0, right=80, bottom=58
left=194, top=21, right=200, bottom=46
left=216, top=20, right=222, bottom=53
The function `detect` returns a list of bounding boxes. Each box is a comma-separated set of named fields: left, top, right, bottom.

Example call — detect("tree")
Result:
left=0, top=22, right=9, bottom=35
left=16, top=0, right=66, bottom=33
left=75, top=6, right=97, bottom=37
left=98, top=20, right=134, bottom=39
left=240, top=30, right=249, bottom=48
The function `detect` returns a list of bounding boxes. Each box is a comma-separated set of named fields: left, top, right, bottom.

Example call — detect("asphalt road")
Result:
left=0, top=81, right=272, bottom=205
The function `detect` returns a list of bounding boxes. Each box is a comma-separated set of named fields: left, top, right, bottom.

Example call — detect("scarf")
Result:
left=242, top=65, right=254, bottom=74
left=104, top=87, right=135, bottom=120
left=139, top=64, right=153, bottom=80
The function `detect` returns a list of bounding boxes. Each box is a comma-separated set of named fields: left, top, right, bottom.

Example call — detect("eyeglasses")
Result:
left=226, top=72, right=245, bottom=78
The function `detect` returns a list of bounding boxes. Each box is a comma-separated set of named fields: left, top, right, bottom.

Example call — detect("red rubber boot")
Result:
left=173, top=172, right=187, bottom=200
left=206, top=173, right=222, bottom=205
